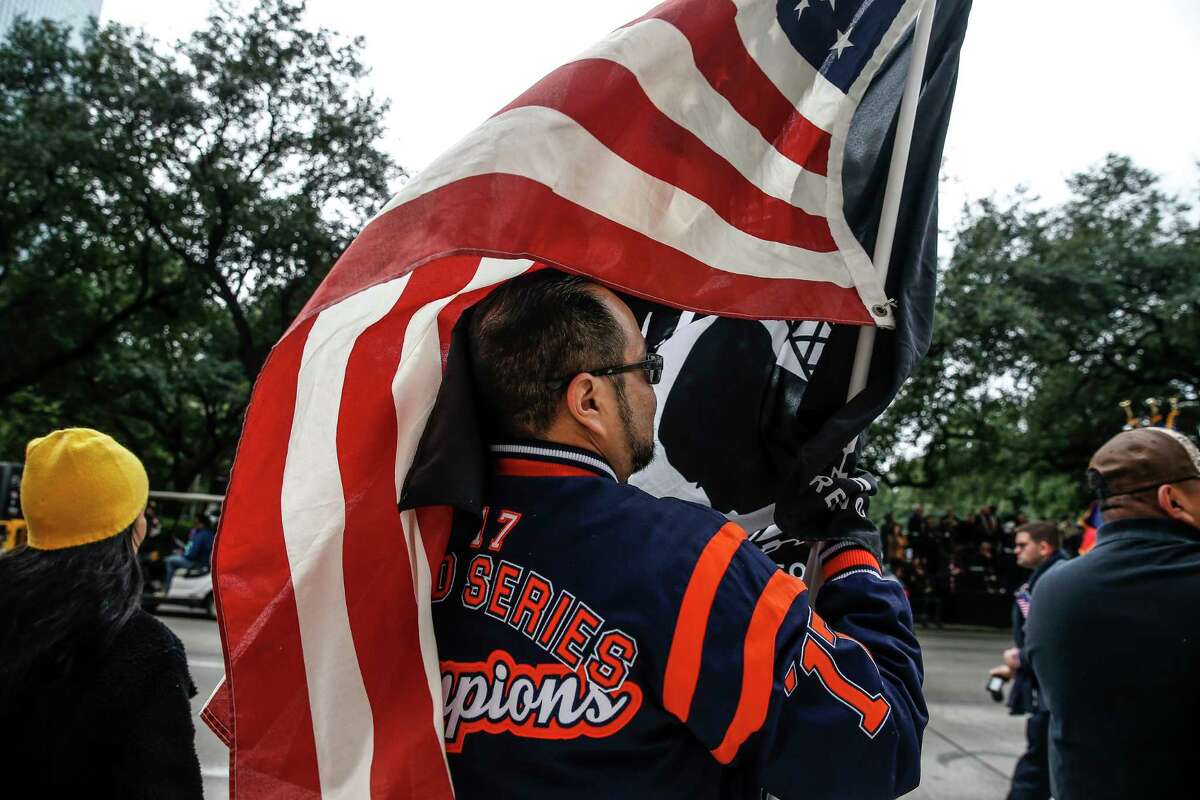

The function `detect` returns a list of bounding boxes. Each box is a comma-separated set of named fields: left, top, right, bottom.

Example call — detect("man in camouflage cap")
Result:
left=1025, top=428, right=1200, bottom=800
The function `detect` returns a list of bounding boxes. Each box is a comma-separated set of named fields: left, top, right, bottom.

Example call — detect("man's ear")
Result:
left=1158, top=484, right=1198, bottom=527
left=563, top=373, right=605, bottom=436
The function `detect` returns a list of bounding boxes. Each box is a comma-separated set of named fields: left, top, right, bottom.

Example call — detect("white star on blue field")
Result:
left=777, top=0, right=906, bottom=91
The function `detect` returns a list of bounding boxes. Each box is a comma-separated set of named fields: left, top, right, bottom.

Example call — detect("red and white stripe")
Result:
left=295, top=0, right=921, bottom=330
left=213, top=258, right=536, bottom=797
left=209, top=1, right=921, bottom=796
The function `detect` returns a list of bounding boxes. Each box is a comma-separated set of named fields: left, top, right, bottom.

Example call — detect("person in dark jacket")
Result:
left=1026, top=427, right=1200, bottom=800
left=907, top=505, right=931, bottom=539
left=0, top=428, right=203, bottom=799
left=990, top=521, right=1066, bottom=800
left=435, top=272, right=926, bottom=800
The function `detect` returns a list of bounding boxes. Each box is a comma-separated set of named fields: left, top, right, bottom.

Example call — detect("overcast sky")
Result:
left=102, top=0, right=1200, bottom=223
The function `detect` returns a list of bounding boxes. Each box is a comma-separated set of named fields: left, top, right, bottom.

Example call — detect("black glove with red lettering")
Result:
left=774, top=466, right=883, bottom=561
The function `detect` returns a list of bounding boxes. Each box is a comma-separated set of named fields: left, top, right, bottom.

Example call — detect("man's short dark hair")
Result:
left=468, top=271, right=627, bottom=438
left=1017, top=521, right=1061, bottom=550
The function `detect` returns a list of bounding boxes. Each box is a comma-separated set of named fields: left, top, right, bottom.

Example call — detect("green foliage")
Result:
left=0, top=0, right=399, bottom=489
left=870, top=155, right=1200, bottom=519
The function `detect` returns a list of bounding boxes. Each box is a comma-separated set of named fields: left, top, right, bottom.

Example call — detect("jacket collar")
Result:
left=1097, top=516, right=1200, bottom=545
left=489, top=440, right=618, bottom=482
left=1030, top=548, right=1068, bottom=586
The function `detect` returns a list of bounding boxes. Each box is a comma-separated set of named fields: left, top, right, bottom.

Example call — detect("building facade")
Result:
left=0, top=0, right=104, bottom=39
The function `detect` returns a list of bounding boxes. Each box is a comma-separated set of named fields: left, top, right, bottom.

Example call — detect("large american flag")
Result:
left=206, top=1, right=926, bottom=796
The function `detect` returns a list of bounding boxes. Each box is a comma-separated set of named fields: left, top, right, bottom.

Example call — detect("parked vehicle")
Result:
left=139, top=496, right=222, bottom=619
left=142, top=565, right=216, bottom=619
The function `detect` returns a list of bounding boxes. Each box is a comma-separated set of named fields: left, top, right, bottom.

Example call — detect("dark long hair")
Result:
left=0, top=528, right=143, bottom=704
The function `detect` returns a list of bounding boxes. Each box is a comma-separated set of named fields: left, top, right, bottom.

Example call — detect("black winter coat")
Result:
left=0, top=609, right=204, bottom=798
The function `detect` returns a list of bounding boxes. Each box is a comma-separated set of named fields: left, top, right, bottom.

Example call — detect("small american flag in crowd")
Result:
left=1015, top=585, right=1033, bottom=619
left=204, top=0, right=932, bottom=796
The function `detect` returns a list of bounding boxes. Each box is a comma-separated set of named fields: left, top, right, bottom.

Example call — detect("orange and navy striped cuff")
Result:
left=820, top=541, right=881, bottom=580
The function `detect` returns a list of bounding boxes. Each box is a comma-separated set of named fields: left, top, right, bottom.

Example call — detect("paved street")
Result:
left=914, top=627, right=1025, bottom=799
left=165, top=615, right=1023, bottom=799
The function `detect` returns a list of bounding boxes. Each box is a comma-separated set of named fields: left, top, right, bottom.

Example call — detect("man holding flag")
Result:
left=202, top=0, right=972, bottom=796
left=429, top=270, right=924, bottom=798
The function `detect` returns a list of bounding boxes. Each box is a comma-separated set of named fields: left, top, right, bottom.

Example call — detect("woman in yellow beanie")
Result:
left=0, top=429, right=203, bottom=798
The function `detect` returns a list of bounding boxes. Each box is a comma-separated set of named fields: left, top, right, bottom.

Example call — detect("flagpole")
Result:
left=808, top=0, right=938, bottom=594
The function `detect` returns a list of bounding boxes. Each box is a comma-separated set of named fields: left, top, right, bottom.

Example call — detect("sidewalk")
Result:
left=913, top=626, right=1025, bottom=799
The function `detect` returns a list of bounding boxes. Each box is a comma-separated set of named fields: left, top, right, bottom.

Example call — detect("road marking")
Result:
left=189, top=657, right=226, bottom=671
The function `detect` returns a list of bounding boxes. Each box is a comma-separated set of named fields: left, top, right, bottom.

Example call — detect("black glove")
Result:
left=774, top=464, right=883, bottom=560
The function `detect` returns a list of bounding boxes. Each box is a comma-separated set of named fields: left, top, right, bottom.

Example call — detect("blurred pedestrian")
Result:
left=879, top=512, right=895, bottom=560
left=908, top=557, right=943, bottom=628
left=0, top=428, right=203, bottom=798
left=907, top=503, right=931, bottom=537
left=973, top=540, right=999, bottom=592
left=163, top=513, right=215, bottom=593
left=974, top=504, right=1000, bottom=544
left=887, top=519, right=909, bottom=563
left=990, top=521, right=1066, bottom=800
left=940, top=505, right=959, bottom=536
left=145, top=500, right=163, bottom=538
left=1027, top=428, right=1200, bottom=800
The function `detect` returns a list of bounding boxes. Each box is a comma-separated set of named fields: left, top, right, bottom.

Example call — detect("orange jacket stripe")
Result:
left=663, top=523, right=747, bottom=721
left=711, top=571, right=806, bottom=764
left=823, top=548, right=880, bottom=578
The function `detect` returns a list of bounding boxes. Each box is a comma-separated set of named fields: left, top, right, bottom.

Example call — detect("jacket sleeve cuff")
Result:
left=820, top=541, right=882, bottom=580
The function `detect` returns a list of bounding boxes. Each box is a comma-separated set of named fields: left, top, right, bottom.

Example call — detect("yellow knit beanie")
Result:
left=21, top=428, right=149, bottom=550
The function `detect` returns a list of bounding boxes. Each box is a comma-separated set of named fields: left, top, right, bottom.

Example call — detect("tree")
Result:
left=0, top=0, right=400, bottom=489
left=869, top=156, right=1200, bottom=518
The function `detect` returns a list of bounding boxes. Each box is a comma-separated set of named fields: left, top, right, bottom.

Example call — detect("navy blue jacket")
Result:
left=183, top=526, right=214, bottom=567
left=1027, top=517, right=1200, bottom=800
left=431, top=442, right=926, bottom=799
left=1008, top=548, right=1067, bottom=715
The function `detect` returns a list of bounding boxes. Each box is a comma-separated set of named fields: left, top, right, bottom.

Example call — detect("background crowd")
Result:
left=879, top=505, right=1087, bottom=627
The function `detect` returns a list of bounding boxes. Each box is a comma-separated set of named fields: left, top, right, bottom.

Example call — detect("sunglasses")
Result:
left=550, top=352, right=664, bottom=389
